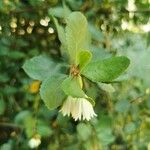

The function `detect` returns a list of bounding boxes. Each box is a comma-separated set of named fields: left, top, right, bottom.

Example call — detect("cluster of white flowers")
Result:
left=60, top=96, right=97, bottom=121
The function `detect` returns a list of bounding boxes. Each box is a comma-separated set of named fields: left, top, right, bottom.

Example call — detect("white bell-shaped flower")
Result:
left=60, top=96, right=97, bottom=121
left=28, top=136, right=41, bottom=149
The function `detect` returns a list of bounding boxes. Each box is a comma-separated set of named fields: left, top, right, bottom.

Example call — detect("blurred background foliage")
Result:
left=0, top=0, right=150, bottom=149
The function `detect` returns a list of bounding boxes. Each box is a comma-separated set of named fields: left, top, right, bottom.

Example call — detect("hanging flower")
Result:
left=60, top=96, right=97, bottom=121
left=28, top=135, right=41, bottom=149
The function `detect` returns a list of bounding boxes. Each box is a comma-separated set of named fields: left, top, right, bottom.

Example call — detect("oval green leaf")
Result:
left=40, top=74, right=66, bottom=110
left=23, top=55, right=56, bottom=81
left=77, top=50, right=92, bottom=71
left=61, top=76, right=86, bottom=98
left=66, top=12, right=90, bottom=64
left=81, top=56, right=130, bottom=82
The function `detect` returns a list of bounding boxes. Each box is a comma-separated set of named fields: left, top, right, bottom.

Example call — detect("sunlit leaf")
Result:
left=66, top=12, right=90, bottom=64
left=81, top=56, right=130, bottom=82
left=77, top=50, right=92, bottom=71
left=61, top=76, right=85, bottom=98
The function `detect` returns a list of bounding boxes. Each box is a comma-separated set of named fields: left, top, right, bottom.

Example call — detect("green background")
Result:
left=0, top=0, right=150, bottom=149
